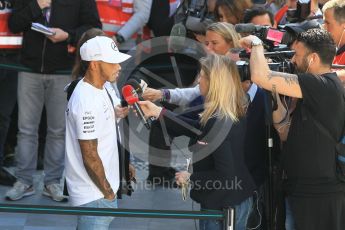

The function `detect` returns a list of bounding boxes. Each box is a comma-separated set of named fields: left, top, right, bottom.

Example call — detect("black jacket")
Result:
left=8, top=0, right=101, bottom=73
left=161, top=110, right=256, bottom=210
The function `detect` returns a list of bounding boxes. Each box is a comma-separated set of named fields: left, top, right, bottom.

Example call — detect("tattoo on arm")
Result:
left=79, top=139, right=114, bottom=198
left=268, top=71, right=299, bottom=86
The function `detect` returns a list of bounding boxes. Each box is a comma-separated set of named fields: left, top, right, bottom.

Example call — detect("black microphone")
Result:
left=126, top=79, right=143, bottom=95
left=235, top=23, right=267, bottom=33
left=168, top=23, right=187, bottom=51
left=122, top=85, right=151, bottom=129
left=42, top=7, right=51, bottom=23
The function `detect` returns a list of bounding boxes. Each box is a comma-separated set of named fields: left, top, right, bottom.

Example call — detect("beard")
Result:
left=293, top=56, right=310, bottom=73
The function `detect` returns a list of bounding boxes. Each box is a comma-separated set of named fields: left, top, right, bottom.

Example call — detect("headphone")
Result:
left=309, top=57, right=314, bottom=65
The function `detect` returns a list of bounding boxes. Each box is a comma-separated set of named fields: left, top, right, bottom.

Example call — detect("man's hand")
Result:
left=47, top=28, right=69, bottom=43
left=175, top=171, right=191, bottom=186
left=37, top=0, right=51, bottom=9
left=142, top=88, right=163, bottom=102
left=115, top=105, right=129, bottom=119
left=129, top=164, right=136, bottom=181
left=104, top=192, right=116, bottom=201
left=239, top=35, right=259, bottom=50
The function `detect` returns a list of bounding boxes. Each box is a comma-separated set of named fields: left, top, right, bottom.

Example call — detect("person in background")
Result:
left=96, top=0, right=152, bottom=50
left=215, top=0, right=253, bottom=24
left=322, top=0, right=345, bottom=85
left=0, top=0, right=20, bottom=186
left=243, top=7, right=275, bottom=26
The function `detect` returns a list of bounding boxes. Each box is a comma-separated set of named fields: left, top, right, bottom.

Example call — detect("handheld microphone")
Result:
left=122, top=85, right=151, bottom=129
left=42, top=7, right=51, bottom=23
left=168, top=23, right=187, bottom=51
left=126, top=79, right=144, bottom=95
left=125, top=79, right=155, bottom=123
left=235, top=23, right=267, bottom=33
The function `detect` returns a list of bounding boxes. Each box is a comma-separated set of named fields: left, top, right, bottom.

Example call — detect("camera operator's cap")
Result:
left=284, top=20, right=321, bottom=36
left=80, top=36, right=131, bottom=64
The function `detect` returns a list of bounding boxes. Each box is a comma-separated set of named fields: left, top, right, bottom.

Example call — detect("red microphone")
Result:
left=122, top=85, right=151, bottom=129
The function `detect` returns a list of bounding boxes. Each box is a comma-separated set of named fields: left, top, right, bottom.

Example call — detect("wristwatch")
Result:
left=115, top=34, right=125, bottom=44
left=251, top=37, right=263, bottom=47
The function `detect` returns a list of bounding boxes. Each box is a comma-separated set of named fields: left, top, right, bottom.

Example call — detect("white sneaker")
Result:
left=5, top=181, right=35, bottom=201
left=43, top=184, right=68, bottom=202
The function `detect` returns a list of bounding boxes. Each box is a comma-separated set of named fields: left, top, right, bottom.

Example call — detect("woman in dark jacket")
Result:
left=139, top=54, right=256, bottom=230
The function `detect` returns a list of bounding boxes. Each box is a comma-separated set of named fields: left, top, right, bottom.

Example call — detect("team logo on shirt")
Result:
left=82, top=111, right=95, bottom=133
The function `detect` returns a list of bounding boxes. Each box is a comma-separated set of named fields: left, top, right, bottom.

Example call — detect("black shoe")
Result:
left=0, top=168, right=16, bottom=186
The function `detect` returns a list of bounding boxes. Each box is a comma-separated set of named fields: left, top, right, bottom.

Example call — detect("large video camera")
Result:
left=235, top=19, right=321, bottom=51
left=236, top=51, right=296, bottom=82
left=234, top=19, right=321, bottom=81
left=174, top=0, right=214, bottom=35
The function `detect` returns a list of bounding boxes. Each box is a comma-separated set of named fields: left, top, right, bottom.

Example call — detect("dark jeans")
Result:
left=199, top=197, right=253, bottom=230
left=0, top=53, right=18, bottom=166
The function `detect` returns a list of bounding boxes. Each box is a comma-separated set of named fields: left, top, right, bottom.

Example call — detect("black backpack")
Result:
left=65, top=78, right=81, bottom=101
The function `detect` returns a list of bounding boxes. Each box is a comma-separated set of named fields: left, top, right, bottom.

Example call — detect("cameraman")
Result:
left=240, top=29, right=345, bottom=230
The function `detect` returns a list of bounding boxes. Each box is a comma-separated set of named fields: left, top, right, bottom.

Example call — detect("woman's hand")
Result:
left=142, top=87, right=163, bottom=102
left=175, top=171, right=191, bottom=186
left=136, top=101, right=162, bottom=118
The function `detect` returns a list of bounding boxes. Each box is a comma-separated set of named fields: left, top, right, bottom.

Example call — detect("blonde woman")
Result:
left=204, top=22, right=241, bottom=55
left=143, top=22, right=241, bottom=104
left=142, top=21, right=242, bottom=188
left=139, top=54, right=256, bottom=230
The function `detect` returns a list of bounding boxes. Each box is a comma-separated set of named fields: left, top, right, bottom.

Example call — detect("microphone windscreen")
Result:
left=235, top=23, right=256, bottom=33
left=168, top=23, right=186, bottom=51
left=126, top=79, right=143, bottom=94
left=122, top=85, right=138, bottom=105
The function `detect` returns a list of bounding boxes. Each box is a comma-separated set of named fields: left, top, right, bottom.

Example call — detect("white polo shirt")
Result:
left=65, top=80, right=120, bottom=206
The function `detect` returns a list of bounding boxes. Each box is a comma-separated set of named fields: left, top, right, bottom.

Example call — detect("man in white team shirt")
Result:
left=65, top=36, right=131, bottom=230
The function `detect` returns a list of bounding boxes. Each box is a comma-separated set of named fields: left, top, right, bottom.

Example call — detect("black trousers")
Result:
left=288, top=191, right=345, bottom=230
left=0, top=53, right=18, bottom=166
